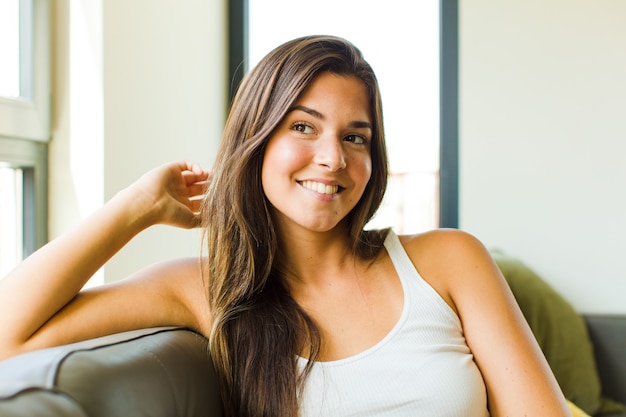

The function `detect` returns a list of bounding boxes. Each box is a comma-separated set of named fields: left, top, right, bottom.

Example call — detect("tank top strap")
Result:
left=384, top=230, right=420, bottom=291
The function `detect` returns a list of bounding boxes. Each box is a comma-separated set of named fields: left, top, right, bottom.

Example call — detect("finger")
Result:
left=190, top=162, right=209, bottom=178
left=170, top=161, right=206, bottom=181
left=189, top=199, right=204, bottom=214
left=191, top=165, right=211, bottom=184
left=173, top=160, right=200, bottom=171
left=187, top=182, right=208, bottom=197
left=182, top=161, right=210, bottom=180
left=181, top=171, right=210, bottom=187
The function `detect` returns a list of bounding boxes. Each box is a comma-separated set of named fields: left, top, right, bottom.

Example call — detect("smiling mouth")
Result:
left=299, top=180, right=341, bottom=195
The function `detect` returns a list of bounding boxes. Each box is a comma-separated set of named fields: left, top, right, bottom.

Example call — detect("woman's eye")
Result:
left=291, top=122, right=314, bottom=134
left=345, top=134, right=368, bottom=145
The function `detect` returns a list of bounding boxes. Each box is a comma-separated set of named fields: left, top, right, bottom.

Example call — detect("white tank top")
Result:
left=298, top=231, right=489, bottom=417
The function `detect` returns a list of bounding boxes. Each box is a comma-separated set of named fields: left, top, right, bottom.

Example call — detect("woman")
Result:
left=0, top=36, right=570, bottom=416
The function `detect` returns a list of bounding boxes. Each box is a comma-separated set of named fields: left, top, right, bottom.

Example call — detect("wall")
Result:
left=50, top=1, right=625, bottom=311
left=50, top=0, right=226, bottom=284
left=459, top=0, right=626, bottom=313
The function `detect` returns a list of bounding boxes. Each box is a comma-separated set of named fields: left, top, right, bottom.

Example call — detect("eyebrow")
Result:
left=290, top=105, right=372, bottom=130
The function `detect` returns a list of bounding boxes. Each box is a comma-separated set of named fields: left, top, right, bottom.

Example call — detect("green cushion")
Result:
left=491, top=251, right=620, bottom=416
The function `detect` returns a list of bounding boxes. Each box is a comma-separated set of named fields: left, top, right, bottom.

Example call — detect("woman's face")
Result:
left=261, top=72, right=373, bottom=235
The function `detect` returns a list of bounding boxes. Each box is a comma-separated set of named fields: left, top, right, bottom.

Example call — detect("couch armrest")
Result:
left=0, top=327, right=223, bottom=417
left=585, top=315, right=626, bottom=408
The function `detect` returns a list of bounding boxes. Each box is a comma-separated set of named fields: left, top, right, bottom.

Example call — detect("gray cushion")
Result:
left=586, top=315, right=626, bottom=416
left=0, top=327, right=223, bottom=417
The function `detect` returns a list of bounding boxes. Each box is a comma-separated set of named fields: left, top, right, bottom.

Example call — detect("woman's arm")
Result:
left=403, top=230, right=571, bottom=417
left=0, top=162, right=210, bottom=361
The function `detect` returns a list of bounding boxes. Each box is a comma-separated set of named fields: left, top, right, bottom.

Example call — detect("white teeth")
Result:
left=301, top=180, right=339, bottom=195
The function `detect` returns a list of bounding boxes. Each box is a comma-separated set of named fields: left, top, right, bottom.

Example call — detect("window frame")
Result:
left=0, top=137, right=48, bottom=257
left=0, top=0, right=50, bottom=141
left=439, top=0, right=459, bottom=228
left=0, top=0, right=50, bottom=259
left=228, top=0, right=458, bottom=228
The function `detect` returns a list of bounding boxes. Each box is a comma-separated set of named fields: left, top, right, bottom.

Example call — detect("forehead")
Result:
left=294, top=72, right=371, bottom=118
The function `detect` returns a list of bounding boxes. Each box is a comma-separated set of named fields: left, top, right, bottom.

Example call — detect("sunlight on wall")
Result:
left=49, top=0, right=104, bottom=286
left=69, top=0, right=103, bottom=218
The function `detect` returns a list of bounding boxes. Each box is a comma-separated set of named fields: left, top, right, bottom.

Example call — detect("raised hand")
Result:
left=125, top=161, right=211, bottom=229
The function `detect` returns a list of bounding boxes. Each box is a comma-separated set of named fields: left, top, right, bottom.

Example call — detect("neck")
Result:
left=275, top=224, right=358, bottom=287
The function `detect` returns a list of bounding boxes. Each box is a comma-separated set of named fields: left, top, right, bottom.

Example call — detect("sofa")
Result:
left=0, top=319, right=624, bottom=417
left=0, top=254, right=624, bottom=416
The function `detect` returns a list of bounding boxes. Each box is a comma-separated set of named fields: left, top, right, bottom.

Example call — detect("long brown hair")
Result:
left=202, top=35, right=389, bottom=416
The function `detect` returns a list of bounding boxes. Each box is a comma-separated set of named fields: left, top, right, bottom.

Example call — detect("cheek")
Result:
left=261, top=153, right=278, bottom=198
left=264, top=139, right=310, bottom=176
left=364, top=157, right=372, bottom=180
left=352, top=155, right=372, bottom=187
left=261, top=139, right=304, bottom=194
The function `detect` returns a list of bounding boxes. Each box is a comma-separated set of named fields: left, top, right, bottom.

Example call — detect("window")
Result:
left=0, top=0, right=50, bottom=275
left=0, top=0, right=21, bottom=98
left=0, top=166, right=22, bottom=276
left=229, top=0, right=458, bottom=232
left=0, top=0, right=50, bottom=140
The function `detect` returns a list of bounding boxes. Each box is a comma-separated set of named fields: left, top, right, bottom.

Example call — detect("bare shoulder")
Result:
left=139, top=256, right=203, bottom=285
left=396, top=229, right=501, bottom=314
left=398, top=228, right=488, bottom=259
left=82, top=256, right=212, bottom=337
left=398, top=228, right=496, bottom=277
left=134, top=257, right=212, bottom=334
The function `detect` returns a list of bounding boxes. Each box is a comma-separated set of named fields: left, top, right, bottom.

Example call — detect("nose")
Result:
left=314, top=135, right=347, bottom=171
